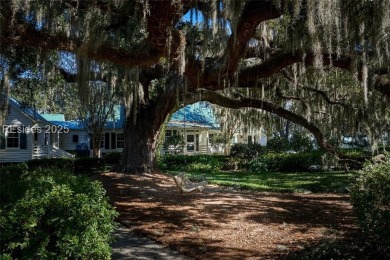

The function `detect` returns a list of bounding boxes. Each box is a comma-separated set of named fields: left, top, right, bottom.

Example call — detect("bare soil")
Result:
left=94, top=172, right=357, bottom=260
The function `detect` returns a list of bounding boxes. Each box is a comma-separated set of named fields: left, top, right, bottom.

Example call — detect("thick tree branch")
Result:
left=191, top=89, right=334, bottom=152
left=202, top=50, right=390, bottom=98
left=280, top=70, right=350, bottom=108
left=0, top=1, right=184, bottom=68
left=275, top=87, right=301, bottom=101
left=0, top=23, right=162, bottom=67
left=186, top=0, right=283, bottom=90
left=302, top=87, right=349, bottom=109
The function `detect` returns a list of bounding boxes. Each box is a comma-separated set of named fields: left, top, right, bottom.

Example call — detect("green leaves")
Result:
left=350, top=160, right=390, bottom=252
left=0, top=166, right=118, bottom=259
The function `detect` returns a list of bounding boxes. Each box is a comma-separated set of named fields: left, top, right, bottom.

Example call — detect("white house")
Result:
left=42, top=105, right=126, bottom=157
left=1, top=97, right=267, bottom=162
left=0, top=97, right=74, bottom=163
left=163, top=102, right=267, bottom=155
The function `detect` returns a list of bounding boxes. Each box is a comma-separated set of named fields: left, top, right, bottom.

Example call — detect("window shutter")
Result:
left=72, top=135, right=79, bottom=143
left=105, top=133, right=110, bottom=149
left=111, top=133, right=116, bottom=149
left=20, top=130, right=27, bottom=149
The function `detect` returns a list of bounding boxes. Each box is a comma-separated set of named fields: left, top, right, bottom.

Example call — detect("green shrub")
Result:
left=159, top=154, right=226, bottom=172
left=289, top=131, right=313, bottom=152
left=27, top=158, right=74, bottom=170
left=0, top=163, right=29, bottom=204
left=266, top=136, right=290, bottom=152
left=185, top=162, right=214, bottom=172
left=104, top=152, right=122, bottom=165
left=230, top=143, right=264, bottom=159
left=74, top=157, right=105, bottom=174
left=229, top=143, right=264, bottom=169
left=25, top=157, right=107, bottom=174
left=248, top=158, right=268, bottom=173
left=350, top=160, right=390, bottom=252
left=254, top=151, right=323, bottom=172
left=0, top=168, right=118, bottom=259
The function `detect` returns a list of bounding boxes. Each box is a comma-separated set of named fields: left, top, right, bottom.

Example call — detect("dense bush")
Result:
left=0, top=163, right=29, bottom=204
left=247, top=157, right=268, bottom=173
left=350, top=160, right=390, bottom=252
left=289, top=131, right=313, bottom=152
left=248, top=151, right=323, bottom=172
left=74, top=157, right=105, bottom=174
left=338, top=148, right=371, bottom=159
left=159, top=154, right=226, bottom=172
left=185, top=162, right=214, bottom=172
left=27, top=158, right=74, bottom=170
left=104, top=152, right=122, bottom=165
left=26, top=158, right=106, bottom=174
left=0, top=166, right=117, bottom=259
left=266, top=136, right=290, bottom=152
left=230, top=143, right=264, bottom=159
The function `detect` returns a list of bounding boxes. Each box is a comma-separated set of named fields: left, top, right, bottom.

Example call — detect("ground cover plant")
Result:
left=0, top=164, right=118, bottom=259
left=167, top=170, right=354, bottom=194
left=159, top=153, right=354, bottom=193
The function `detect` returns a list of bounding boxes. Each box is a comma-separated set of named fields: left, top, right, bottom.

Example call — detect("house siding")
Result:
left=59, top=130, right=90, bottom=151
left=59, top=129, right=124, bottom=154
left=0, top=104, right=34, bottom=163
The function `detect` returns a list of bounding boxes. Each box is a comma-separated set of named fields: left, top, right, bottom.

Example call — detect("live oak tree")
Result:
left=1, top=0, right=389, bottom=173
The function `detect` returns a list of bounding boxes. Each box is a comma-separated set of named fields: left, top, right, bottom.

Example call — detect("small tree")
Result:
left=78, top=81, right=119, bottom=158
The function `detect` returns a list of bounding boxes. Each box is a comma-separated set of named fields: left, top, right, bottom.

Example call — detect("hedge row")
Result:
left=24, top=157, right=105, bottom=174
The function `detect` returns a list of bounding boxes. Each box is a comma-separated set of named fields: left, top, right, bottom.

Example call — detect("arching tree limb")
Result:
left=190, top=89, right=335, bottom=152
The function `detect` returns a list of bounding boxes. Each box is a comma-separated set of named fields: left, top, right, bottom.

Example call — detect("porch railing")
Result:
left=49, top=145, right=75, bottom=159
left=33, top=145, right=74, bottom=159
left=32, top=145, right=48, bottom=159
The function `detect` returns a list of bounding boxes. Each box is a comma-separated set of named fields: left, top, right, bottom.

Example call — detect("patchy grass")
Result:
left=166, top=170, right=356, bottom=193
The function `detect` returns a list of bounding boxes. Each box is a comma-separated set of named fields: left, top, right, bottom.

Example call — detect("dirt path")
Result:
left=112, top=225, right=189, bottom=259
left=95, top=172, right=357, bottom=259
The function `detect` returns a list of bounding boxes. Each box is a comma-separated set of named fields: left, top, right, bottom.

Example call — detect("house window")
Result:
left=6, top=126, right=19, bottom=148
left=116, top=133, right=124, bottom=148
left=72, top=135, right=79, bottom=143
left=165, top=130, right=172, bottom=142
left=187, top=135, right=194, bottom=142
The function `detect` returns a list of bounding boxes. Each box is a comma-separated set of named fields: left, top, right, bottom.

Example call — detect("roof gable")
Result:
left=169, top=102, right=219, bottom=129
left=7, top=97, right=51, bottom=123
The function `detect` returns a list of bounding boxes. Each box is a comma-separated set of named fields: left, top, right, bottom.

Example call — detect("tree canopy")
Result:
left=1, top=0, right=389, bottom=172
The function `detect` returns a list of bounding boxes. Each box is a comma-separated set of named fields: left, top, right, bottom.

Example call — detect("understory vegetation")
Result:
left=350, top=159, right=390, bottom=255
left=0, top=163, right=118, bottom=259
left=160, top=150, right=390, bottom=258
left=158, top=148, right=357, bottom=193
left=160, top=143, right=371, bottom=174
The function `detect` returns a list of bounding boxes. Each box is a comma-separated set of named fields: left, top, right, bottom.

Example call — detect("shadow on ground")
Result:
left=94, top=172, right=359, bottom=259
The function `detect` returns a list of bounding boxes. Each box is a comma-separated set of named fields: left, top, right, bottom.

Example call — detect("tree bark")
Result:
left=117, top=85, right=178, bottom=173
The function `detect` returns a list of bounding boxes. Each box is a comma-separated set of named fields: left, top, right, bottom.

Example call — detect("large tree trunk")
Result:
left=117, top=90, right=178, bottom=173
